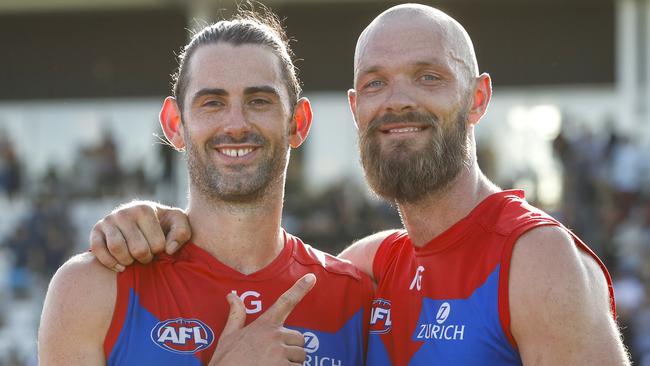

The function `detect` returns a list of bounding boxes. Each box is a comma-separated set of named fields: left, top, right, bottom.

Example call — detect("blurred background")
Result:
left=0, top=0, right=649, bottom=364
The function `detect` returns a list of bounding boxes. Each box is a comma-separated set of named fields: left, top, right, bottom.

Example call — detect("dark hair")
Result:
left=172, top=5, right=301, bottom=112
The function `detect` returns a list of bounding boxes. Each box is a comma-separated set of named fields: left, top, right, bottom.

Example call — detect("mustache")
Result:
left=366, top=111, right=439, bottom=133
left=206, top=133, right=266, bottom=146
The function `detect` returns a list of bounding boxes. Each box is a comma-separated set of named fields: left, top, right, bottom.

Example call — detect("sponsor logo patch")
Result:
left=416, top=302, right=466, bottom=341
left=303, top=331, right=320, bottom=353
left=436, top=302, right=451, bottom=324
left=301, top=331, right=343, bottom=366
left=231, top=290, right=263, bottom=314
left=151, top=318, right=214, bottom=354
left=369, top=298, right=392, bottom=334
left=409, top=265, right=425, bottom=291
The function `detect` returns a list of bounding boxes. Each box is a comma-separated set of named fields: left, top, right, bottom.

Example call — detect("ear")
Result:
left=347, top=88, right=360, bottom=130
left=289, top=97, right=313, bottom=148
left=467, top=73, right=492, bottom=126
left=159, top=96, right=185, bottom=150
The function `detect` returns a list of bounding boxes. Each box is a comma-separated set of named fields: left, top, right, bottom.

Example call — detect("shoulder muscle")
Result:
left=509, top=225, right=629, bottom=365
left=39, top=252, right=117, bottom=365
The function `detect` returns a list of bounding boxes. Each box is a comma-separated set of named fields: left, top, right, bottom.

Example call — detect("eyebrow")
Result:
left=362, top=60, right=445, bottom=72
left=356, top=65, right=382, bottom=78
left=413, top=60, right=443, bottom=68
left=244, top=85, right=281, bottom=97
left=191, top=86, right=281, bottom=104
left=356, top=60, right=450, bottom=80
left=191, top=88, right=228, bottom=104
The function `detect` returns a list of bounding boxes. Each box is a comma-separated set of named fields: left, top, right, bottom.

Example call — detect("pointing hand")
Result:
left=209, top=273, right=317, bottom=366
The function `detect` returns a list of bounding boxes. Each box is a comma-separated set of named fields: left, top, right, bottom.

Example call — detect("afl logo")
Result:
left=436, top=302, right=451, bottom=324
left=369, top=299, right=392, bottom=334
left=303, top=332, right=320, bottom=353
left=151, top=318, right=214, bottom=354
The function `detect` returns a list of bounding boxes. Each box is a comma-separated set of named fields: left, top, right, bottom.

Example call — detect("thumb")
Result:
left=220, top=293, right=246, bottom=339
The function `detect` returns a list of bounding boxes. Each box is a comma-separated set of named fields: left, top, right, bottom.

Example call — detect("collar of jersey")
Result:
left=172, top=229, right=296, bottom=281
left=413, top=189, right=525, bottom=255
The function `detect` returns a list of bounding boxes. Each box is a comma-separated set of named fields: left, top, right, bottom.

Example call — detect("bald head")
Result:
left=354, top=4, right=478, bottom=84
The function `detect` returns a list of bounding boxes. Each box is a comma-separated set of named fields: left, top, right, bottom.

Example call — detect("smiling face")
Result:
left=179, top=43, right=295, bottom=203
left=349, top=6, right=478, bottom=203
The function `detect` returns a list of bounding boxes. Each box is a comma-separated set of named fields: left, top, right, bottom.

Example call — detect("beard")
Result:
left=359, top=107, right=471, bottom=204
left=184, top=127, right=289, bottom=204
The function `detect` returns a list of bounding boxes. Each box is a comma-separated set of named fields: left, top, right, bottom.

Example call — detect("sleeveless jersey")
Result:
left=104, top=230, right=373, bottom=365
left=367, top=190, right=615, bottom=366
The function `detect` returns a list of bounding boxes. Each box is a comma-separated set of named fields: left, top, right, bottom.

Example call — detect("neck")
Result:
left=186, top=182, right=285, bottom=275
left=397, top=161, right=499, bottom=247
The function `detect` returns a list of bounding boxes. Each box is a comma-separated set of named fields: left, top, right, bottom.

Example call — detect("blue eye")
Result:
left=421, top=74, right=439, bottom=81
left=366, top=80, right=385, bottom=89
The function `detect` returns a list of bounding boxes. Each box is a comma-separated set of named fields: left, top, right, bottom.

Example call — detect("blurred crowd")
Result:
left=1, top=122, right=650, bottom=364
left=553, top=124, right=648, bottom=254
left=553, top=122, right=650, bottom=364
left=0, top=132, right=160, bottom=364
left=1, top=132, right=158, bottom=294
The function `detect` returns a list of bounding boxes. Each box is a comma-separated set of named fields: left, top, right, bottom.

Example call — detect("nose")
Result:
left=384, top=82, right=416, bottom=113
left=222, top=103, right=251, bottom=139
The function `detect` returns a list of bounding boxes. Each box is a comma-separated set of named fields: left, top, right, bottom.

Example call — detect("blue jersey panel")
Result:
left=409, top=266, right=521, bottom=366
left=366, top=334, right=392, bottom=366
left=289, top=309, right=366, bottom=366
left=107, top=290, right=203, bottom=366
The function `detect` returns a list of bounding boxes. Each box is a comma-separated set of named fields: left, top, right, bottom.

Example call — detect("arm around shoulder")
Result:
left=509, top=225, right=630, bottom=365
left=338, top=230, right=396, bottom=282
left=39, top=252, right=117, bottom=366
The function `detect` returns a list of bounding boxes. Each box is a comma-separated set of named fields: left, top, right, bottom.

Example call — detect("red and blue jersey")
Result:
left=104, top=230, right=373, bottom=365
left=367, top=190, right=615, bottom=366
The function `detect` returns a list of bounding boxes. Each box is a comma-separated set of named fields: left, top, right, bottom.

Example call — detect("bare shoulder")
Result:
left=56, top=251, right=116, bottom=278
left=338, top=230, right=398, bottom=281
left=509, top=225, right=629, bottom=365
left=39, top=252, right=117, bottom=364
left=510, top=225, right=608, bottom=308
left=45, top=252, right=117, bottom=307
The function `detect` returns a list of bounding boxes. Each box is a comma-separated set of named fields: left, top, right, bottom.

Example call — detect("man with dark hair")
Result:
left=38, top=9, right=372, bottom=366
left=172, top=13, right=301, bottom=113
left=87, top=3, right=630, bottom=365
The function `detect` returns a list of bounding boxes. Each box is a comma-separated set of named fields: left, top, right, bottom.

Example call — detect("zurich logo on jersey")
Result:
left=302, top=332, right=320, bottom=353
left=436, top=302, right=451, bottom=324
left=151, top=318, right=215, bottom=354
left=416, top=301, right=466, bottom=341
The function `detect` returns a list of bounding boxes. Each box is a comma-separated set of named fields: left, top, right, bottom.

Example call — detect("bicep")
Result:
left=338, top=230, right=395, bottom=281
left=509, top=226, right=629, bottom=365
left=39, top=253, right=116, bottom=365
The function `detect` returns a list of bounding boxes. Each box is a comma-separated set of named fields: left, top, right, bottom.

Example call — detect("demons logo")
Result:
left=151, top=318, right=215, bottom=354
left=369, top=299, right=392, bottom=334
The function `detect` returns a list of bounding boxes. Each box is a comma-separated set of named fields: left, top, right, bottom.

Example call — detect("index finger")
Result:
left=262, top=273, right=316, bottom=325
left=89, top=227, right=123, bottom=272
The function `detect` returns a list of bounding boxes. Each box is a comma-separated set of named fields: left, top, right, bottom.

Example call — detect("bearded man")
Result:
left=38, top=8, right=372, bottom=366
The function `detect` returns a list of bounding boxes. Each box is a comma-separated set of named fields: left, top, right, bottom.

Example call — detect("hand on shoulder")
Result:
left=90, top=200, right=191, bottom=271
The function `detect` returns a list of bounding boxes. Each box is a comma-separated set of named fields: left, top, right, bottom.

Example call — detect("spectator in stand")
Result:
left=609, top=134, right=645, bottom=222
left=0, top=134, right=22, bottom=199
